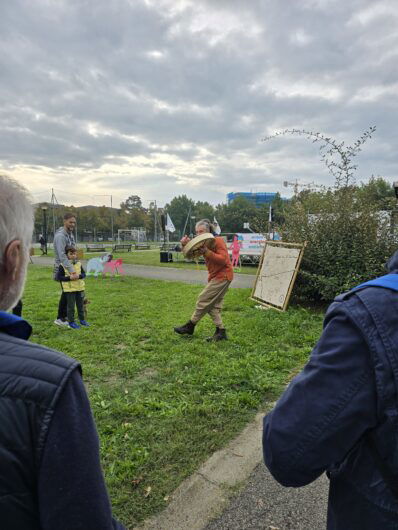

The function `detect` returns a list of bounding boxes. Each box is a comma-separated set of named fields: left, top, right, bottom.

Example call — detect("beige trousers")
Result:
left=191, top=279, right=231, bottom=328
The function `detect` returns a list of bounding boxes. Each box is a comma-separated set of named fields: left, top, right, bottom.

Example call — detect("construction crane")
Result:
left=283, top=179, right=323, bottom=195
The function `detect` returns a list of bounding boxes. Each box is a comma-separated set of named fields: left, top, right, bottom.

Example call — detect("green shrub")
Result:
left=282, top=185, right=396, bottom=301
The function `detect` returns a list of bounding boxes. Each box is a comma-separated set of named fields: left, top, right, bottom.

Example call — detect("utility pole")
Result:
left=154, top=200, right=157, bottom=243
left=51, top=188, right=56, bottom=241
left=110, top=195, right=114, bottom=241
left=94, top=194, right=114, bottom=241
left=182, top=205, right=191, bottom=236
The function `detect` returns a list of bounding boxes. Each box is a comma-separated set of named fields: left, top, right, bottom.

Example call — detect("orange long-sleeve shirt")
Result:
left=204, top=237, right=234, bottom=282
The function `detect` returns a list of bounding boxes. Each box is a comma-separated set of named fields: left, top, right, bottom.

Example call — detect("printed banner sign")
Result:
left=234, top=233, right=266, bottom=256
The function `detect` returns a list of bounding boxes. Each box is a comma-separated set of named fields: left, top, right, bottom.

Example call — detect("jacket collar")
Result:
left=352, top=273, right=398, bottom=293
left=0, top=311, right=32, bottom=340
left=57, top=226, right=74, bottom=237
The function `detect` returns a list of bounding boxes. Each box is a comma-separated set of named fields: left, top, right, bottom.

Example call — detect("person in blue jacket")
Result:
left=0, top=174, right=125, bottom=529
left=263, top=250, right=398, bottom=529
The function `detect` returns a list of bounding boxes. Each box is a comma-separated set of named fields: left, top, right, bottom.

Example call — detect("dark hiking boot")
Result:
left=174, top=320, right=196, bottom=335
left=207, top=327, right=227, bottom=342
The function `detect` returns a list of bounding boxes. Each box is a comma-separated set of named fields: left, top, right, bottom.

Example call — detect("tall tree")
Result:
left=120, top=195, right=151, bottom=230
left=121, top=195, right=143, bottom=211
left=194, top=201, right=215, bottom=223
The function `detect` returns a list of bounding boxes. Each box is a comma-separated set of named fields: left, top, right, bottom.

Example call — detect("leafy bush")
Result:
left=282, top=184, right=396, bottom=301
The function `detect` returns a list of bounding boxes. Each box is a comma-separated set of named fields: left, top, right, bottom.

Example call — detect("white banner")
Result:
left=213, top=217, right=221, bottom=235
left=166, top=213, right=176, bottom=232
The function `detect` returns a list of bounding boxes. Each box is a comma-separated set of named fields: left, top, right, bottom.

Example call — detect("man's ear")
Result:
left=3, top=240, right=22, bottom=281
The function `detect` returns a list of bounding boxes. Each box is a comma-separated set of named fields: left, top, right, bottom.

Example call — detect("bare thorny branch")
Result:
left=261, top=126, right=376, bottom=188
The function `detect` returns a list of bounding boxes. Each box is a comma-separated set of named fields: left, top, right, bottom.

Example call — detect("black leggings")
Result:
left=57, top=290, right=67, bottom=320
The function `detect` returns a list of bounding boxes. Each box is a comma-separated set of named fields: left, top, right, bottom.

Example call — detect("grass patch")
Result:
left=22, top=265, right=323, bottom=529
left=33, top=248, right=258, bottom=274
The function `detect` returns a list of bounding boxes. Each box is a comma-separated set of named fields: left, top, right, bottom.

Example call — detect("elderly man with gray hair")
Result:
left=0, top=175, right=124, bottom=529
left=174, top=218, right=233, bottom=341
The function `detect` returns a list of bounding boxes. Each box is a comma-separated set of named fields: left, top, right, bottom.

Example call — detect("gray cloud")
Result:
left=1, top=0, right=398, bottom=206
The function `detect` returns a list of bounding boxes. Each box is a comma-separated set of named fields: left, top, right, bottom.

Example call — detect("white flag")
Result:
left=166, top=213, right=176, bottom=232
left=268, top=205, right=272, bottom=223
left=213, top=217, right=221, bottom=235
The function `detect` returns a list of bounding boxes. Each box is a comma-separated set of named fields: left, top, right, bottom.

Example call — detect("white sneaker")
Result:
left=54, top=319, right=69, bottom=327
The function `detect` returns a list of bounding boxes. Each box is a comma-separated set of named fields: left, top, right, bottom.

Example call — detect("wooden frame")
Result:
left=250, top=241, right=306, bottom=311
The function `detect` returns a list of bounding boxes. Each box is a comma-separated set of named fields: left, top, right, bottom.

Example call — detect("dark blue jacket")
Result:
left=0, top=312, right=125, bottom=529
left=263, top=252, right=398, bottom=529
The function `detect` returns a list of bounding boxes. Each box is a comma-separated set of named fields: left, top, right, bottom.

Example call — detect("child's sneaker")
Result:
left=80, top=320, right=90, bottom=327
left=69, top=322, right=80, bottom=329
left=54, top=318, right=69, bottom=327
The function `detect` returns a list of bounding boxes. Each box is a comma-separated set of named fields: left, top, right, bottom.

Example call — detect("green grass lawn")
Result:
left=34, top=248, right=259, bottom=274
left=23, top=265, right=323, bottom=529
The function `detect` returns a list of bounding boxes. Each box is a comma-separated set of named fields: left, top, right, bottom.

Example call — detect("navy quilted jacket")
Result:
left=264, top=251, right=398, bottom=529
left=0, top=312, right=125, bottom=529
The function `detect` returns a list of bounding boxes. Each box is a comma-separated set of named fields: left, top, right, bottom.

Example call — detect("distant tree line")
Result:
left=33, top=192, right=285, bottom=241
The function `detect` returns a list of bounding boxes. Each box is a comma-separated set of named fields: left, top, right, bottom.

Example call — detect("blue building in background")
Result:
left=227, top=192, right=283, bottom=207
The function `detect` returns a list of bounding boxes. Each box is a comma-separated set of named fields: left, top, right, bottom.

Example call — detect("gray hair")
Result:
left=195, top=218, right=215, bottom=234
left=0, top=175, right=34, bottom=265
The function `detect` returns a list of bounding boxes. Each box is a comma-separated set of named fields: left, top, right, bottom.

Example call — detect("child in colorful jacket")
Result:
left=57, top=246, right=89, bottom=329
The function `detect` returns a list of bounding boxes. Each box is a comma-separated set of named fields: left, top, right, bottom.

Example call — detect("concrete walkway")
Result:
left=30, top=256, right=255, bottom=289
left=135, top=412, right=328, bottom=530
left=205, top=465, right=328, bottom=530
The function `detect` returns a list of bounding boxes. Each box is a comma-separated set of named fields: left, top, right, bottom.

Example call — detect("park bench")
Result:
left=112, top=243, right=132, bottom=252
left=86, top=244, right=106, bottom=252
left=134, top=243, right=151, bottom=250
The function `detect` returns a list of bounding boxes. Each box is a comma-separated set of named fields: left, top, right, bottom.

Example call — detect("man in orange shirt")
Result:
left=174, top=219, right=233, bottom=341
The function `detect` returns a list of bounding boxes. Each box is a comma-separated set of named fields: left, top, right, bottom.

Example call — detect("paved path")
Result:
left=135, top=412, right=329, bottom=530
left=30, top=256, right=255, bottom=289
left=205, top=464, right=328, bottom=530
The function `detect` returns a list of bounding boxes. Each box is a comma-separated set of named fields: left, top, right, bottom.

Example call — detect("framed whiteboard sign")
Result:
left=251, top=241, right=306, bottom=311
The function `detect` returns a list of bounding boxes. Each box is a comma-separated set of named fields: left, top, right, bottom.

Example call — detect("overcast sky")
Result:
left=1, top=0, right=397, bottom=207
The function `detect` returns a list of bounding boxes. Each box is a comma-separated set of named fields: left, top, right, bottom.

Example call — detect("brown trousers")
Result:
left=191, top=279, right=231, bottom=328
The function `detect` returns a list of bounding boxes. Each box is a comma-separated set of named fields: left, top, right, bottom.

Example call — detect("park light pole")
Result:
left=190, top=215, right=196, bottom=236
left=94, top=194, right=114, bottom=241
left=149, top=200, right=158, bottom=243
left=41, top=206, right=48, bottom=254
left=110, top=195, right=113, bottom=242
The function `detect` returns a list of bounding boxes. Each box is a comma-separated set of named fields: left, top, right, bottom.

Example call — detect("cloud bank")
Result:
left=1, top=0, right=397, bottom=206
